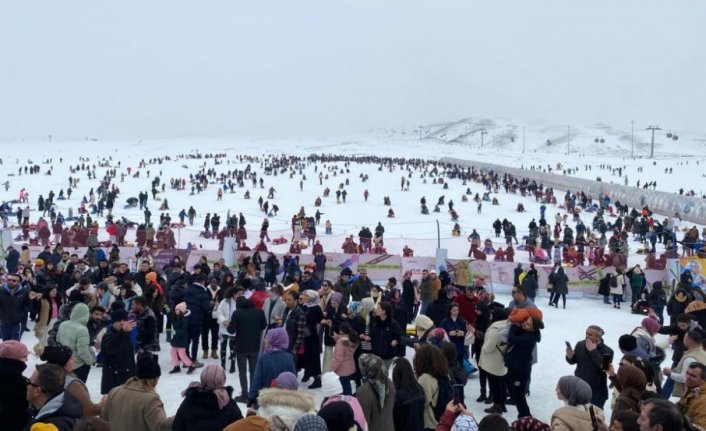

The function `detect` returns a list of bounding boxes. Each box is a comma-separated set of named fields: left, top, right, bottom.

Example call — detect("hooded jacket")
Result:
left=257, top=388, right=315, bottom=431
left=56, top=303, right=95, bottom=369
left=29, top=391, right=83, bottom=431
left=228, top=298, right=267, bottom=354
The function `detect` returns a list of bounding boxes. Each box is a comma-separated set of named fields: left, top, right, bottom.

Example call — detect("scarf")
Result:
left=183, top=364, right=230, bottom=410
left=359, top=353, right=388, bottom=410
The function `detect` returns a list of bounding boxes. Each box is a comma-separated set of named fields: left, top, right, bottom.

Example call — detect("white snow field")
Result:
left=3, top=124, right=704, bottom=423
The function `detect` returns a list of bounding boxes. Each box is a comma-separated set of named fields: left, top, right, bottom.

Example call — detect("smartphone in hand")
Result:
left=453, top=384, right=464, bottom=405
left=565, top=341, right=572, bottom=349
left=601, top=353, right=612, bottom=371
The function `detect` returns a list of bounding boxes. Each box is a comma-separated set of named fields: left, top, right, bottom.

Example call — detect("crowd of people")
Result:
left=1, top=241, right=706, bottom=431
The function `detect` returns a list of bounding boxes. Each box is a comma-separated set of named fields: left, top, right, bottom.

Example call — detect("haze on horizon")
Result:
left=1, top=0, right=704, bottom=141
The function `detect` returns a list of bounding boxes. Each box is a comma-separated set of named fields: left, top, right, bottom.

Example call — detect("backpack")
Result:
left=432, top=376, right=453, bottom=420
left=609, top=275, right=618, bottom=288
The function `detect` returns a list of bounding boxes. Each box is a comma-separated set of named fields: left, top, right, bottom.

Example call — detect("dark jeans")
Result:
left=0, top=322, right=22, bottom=341
left=631, top=285, right=642, bottom=306
left=340, top=375, right=354, bottom=395
left=220, top=335, right=236, bottom=366
left=507, top=370, right=531, bottom=418
left=552, top=293, right=566, bottom=307
left=74, top=364, right=91, bottom=383
left=201, top=318, right=219, bottom=350
left=237, top=352, right=258, bottom=395
left=487, top=373, right=506, bottom=406
left=188, top=325, right=202, bottom=360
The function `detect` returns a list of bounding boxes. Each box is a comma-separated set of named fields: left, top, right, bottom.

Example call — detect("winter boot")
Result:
left=169, top=366, right=181, bottom=374
left=476, top=394, right=488, bottom=403
left=202, top=350, right=208, bottom=360
left=484, top=404, right=503, bottom=414
left=211, top=350, right=219, bottom=360
left=186, top=365, right=196, bottom=375
left=308, top=376, right=322, bottom=389
left=229, top=361, right=236, bottom=374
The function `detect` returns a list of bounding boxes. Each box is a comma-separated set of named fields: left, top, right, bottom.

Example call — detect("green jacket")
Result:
left=57, top=303, right=96, bottom=369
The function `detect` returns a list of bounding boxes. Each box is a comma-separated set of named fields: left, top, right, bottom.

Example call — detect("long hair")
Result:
left=413, top=344, right=449, bottom=379
left=338, top=322, right=359, bottom=345
left=392, top=357, right=423, bottom=391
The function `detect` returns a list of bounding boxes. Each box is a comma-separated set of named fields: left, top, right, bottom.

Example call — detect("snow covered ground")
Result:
left=2, top=123, right=700, bottom=423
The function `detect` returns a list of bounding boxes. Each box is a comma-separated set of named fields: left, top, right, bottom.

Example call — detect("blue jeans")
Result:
left=420, top=301, right=431, bottom=316
left=340, top=375, right=353, bottom=395
left=662, top=376, right=675, bottom=399
left=0, top=322, right=22, bottom=341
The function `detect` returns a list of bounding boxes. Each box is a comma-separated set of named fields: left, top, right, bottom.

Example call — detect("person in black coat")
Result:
left=100, top=310, right=136, bottom=395
left=401, top=272, right=416, bottom=324
left=370, top=301, right=402, bottom=370
left=426, top=288, right=450, bottom=327
left=173, top=364, right=243, bottom=431
left=5, top=245, right=20, bottom=274
left=520, top=272, right=538, bottom=302
left=391, top=357, right=425, bottom=431
left=0, top=274, right=30, bottom=341
left=565, top=325, right=613, bottom=409
left=184, top=273, right=213, bottom=364
left=0, top=340, right=31, bottom=431
left=228, top=295, right=267, bottom=400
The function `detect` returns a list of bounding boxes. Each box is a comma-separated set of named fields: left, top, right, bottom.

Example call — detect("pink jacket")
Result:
left=331, top=336, right=357, bottom=377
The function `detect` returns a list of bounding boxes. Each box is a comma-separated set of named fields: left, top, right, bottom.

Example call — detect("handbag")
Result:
left=464, top=330, right=475, bottom=346
left=462, top=358, right=477, bottom=375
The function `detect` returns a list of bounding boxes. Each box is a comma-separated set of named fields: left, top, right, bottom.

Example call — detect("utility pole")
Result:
left=480, top=129, right=487, bottom=148
left=646, top=125, right=661, bottom=158
left=630, top=120, right=634, bottom=158
left=567, top=125, right=571, bottom=155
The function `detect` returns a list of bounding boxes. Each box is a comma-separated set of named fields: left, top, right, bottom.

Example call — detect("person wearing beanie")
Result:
left=412, top=314, right=435, bottom=348
left=0, top=340, right=31, bottom=431
left=618, top=335, right=649, bottom=362
left=40, top=344, right=103, bottom=417
left=318, top=401, right=359, bottom=431
left=551, top=375, right=607, bottom=431
left=170, top=301, right=196, bottom=375
left=504, top=311, right=543, bottom=418
left=101, top=356, right=174, bottom=431
left=100, top=309, right=136, bottom=395
left=273, top=371, right=299, bottom=390
left=173, top=364, right=243, bottom=431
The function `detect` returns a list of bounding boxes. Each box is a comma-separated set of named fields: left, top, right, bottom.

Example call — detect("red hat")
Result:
left=0, top=340, right=30, bottom=361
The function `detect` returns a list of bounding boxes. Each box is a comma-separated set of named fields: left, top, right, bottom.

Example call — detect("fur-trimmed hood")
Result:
left=257, top=388, right=315, bottom=431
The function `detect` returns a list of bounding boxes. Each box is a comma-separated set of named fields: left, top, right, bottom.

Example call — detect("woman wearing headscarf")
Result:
left=293, top=414, right=329, bottom=431
left=173, top=364, right=243, bottom=431
left=322, top=291, right=346, bottom=373
left=300, top=289, right=324, bottom=389
left=355, top=353, right=396, bottom=431
left=550, top=376, right=606, bottom=431
left=248, top=328, right=296, bottom=407
left=609, top=363, right=647, bottom=424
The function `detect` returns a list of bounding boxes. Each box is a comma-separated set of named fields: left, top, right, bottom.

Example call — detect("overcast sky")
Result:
left=1, top=0, right=704, bottom=140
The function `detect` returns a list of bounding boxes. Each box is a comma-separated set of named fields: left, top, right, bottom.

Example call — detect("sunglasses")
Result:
left=25, top=377, right=41, bottom=389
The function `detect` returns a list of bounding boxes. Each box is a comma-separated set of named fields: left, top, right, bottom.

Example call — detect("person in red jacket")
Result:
left=454, top=288, right=478, bottom=326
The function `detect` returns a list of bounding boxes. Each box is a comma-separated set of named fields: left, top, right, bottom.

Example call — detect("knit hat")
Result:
left=511, top=416, right=550, bottom=431
left=427, top=327, right=449, bottom=347
left=30, top=424, right=59, bottom=431
left=508, top=308, right=544, bottom=325
left=136, top=356, right=161, bottom=379
left=641, top=317, right=661, bottom=336
left=321, top=371, right=343, bottom=397
left=175, top=302, right=188, bottom=314
left=274, top=372, right=299, bottom=390
left=618, top=334, right=638, bottom=352
left=329, top=292, right=343, bottom=305
left=110, top=309, right=129, bottom=322
left=557, top=375, right=593, bottom=406
left=224, top=416, right=271, bottom=431
left=452, top=415, right=479, bottom=431
left=318, top=401, right=356, bottom=431
left=414, top=314, right=434, bottom=331
left=293, top=415, right=328, bottom=431
left=56, top=262, right=67, bottom=271
left=34, top=258, right=45, bottom=268
left=145, top=271, right=158, bottom=283
left=40, top=344, right=73, bottom=367
left=0, top=340, right=30, bottom=361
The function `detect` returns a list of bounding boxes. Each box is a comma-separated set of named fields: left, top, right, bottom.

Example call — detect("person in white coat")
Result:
left=610, top=269, right=627, bottom=309
left=216, top=286, right=243, bottom=373
left=479, top=308, right=509, bottom=414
